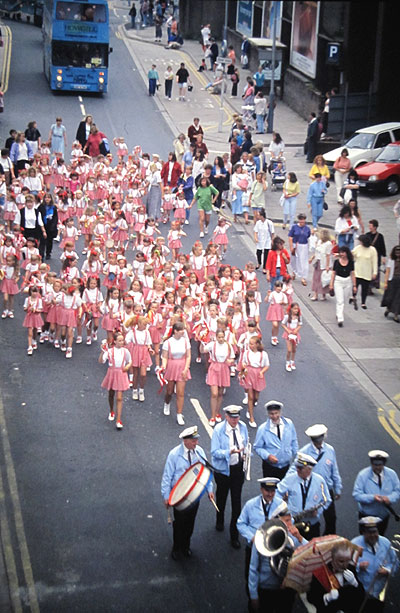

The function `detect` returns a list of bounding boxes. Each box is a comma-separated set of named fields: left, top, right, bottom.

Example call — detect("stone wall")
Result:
left=283, top=68, right=322, bottom=121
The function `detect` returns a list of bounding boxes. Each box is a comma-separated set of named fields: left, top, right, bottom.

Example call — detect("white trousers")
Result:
left=295, top=243, right=309, bottom=280
left=335, top=171, right=348, bottom=203
left=334, top=275, right=352, bottom=322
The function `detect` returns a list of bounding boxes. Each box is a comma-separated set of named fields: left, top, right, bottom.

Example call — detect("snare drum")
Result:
left=168, top=462, right=212, bottom=511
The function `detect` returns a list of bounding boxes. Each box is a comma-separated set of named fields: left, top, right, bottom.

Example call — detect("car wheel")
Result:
left=386, top=177, right=400, bottom=195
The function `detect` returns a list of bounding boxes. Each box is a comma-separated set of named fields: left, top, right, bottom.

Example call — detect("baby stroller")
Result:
left=269, top=157, right=286, bottom=191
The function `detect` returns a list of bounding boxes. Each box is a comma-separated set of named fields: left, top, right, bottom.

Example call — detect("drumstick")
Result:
left=210, top=498, right=220, bottom=513
left=167, top=505, right=173, bottom=525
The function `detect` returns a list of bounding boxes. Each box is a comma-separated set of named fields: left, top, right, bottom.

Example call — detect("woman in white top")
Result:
left=253, top=209, right=275, bottom=271
left=335, top=205, right=359, bottom=251
left=203, top=330, right=235, bottom=427
left=310, top=229, right=333, bottom=300
left=99, top=332, right=132, bottom=430
left=161, top=322, right=191, bottom=426
left=268, top=132, right=285, bottom=162
left=147, top=163, right=163, bottom=221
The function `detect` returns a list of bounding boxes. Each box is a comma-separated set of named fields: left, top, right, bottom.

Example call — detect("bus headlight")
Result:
left=99, top=77, right=104, bottom=84
left=56, top=75, right=62, bottom=82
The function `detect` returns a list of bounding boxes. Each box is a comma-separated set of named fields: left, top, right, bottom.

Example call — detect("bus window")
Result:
left=52, top=41, right=108, bottom=67
left=55, top=2, right=106, bottom=23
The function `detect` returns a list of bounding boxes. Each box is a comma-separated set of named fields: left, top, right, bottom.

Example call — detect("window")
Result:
left=52, top=41, right=108, bottom=67
left=392, top=128, right=400, bottom=141
left=56, top=2, right=106, bottom=23
left=376, top=145, right=400, bottom=163
left=374, top=132, right=391, bottom=149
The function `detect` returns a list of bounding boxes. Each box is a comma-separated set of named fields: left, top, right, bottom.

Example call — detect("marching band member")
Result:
left=351, top=516, right=399, bottom=612
left=277, top=452, right=331, bottom=539
left=353, top=450, right=400, bottom=536
left=161, top=426, right=214, bottom=560
left=254, top=401, right=298, bottom=480
left=307, top=544, right=365, bottom=613
left=211, top=405, right=249, bottom=549
left=288, top=424, right=342, bottom=535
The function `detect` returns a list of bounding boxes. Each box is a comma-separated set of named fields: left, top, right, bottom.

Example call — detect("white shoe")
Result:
left=246, top=411, right=250, bottom=419
left=177, top=414, right=185, bottom=426
left=139, top=389, right=145, bottom=402
left=27, top=346, right=33, bottom=355
left=249, top=420, right=257, bottom=428
left=2, top=310, right=8, bottom=319
left=132, top=389, right=139, bottom=400
left=146, top=366, right=151, bottom=372
left=163, top=403, right=170, bottom=416
left=286, top=361, right=292, bottom=372
left=291, top=361, right=296, bottom=370
left=54, top=340, right=60, bottom=349
left=271, top=337, right=278, bottom=346
left=230, top=366, right=236, bottom=377
left=184, top=219, right=189, bottom=225
left=92, top=331, right=98, bottom=341
left=61, top=342, right=67, bottom=352
left=86, top=336, right=92, bottom=345
left=242, top=394, right=248, bottom=405
left=39, top=333, right=45, bottom=344
left=32, top=341, right=38, bottom=350
left=66, top=348, right=72, bottom=359
left=199, top=231, right=204, bottom=238
left=76, top=336, right=82, bottom=344
left=204, top=227, right=209, bottom=235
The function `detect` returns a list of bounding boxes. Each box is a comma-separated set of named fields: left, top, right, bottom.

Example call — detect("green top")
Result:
left=250, top=180, right=267, bottom=207
left=194, top=185, right=219, bottom=211
left=148, top=69, right=159, bottom=80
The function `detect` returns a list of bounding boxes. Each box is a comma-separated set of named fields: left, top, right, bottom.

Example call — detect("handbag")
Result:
left=188, top=85, right=193, bottom=92
left=99, top=138, right=110, bottom=156
left=323, top=201, right=329, bottom=210
left=279, top=193, right=285, bottom=207
left=321, top=270, right=332, bottom=287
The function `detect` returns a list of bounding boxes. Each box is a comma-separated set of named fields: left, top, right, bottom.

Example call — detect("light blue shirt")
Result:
left=254, top=417, right=298, bottom=469
left=277, top=472, right=331, bottom=525
left=148, top=68, right=159, bottom=80
left=211, top=420, right=249, bottom=476
left=253, top=72, right=265, bottom=87
left=352, top=466, right=400, bottom=519
left=161, top=443, right=212, bottom=501
left=351, top=535, right=399, bottom=598
left=248, top=532, right=305, bottom=599
left=287, top=442, right=342, bottom=494
left=307, top=181, right=327, bottom=204
left=237, top=494, right=283, bottom=545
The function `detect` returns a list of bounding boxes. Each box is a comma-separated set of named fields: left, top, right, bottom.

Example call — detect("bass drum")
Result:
left=168, top=462, right=212, bottom=511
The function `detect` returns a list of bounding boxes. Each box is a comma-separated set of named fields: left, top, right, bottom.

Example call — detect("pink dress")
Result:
left=281, top=315, right=302, bottom=344
left=0, top=266, right=20, bottom=295
left=204, top=341, right=232, bottom=388
left=102, top=299, right=121, bottom=331
left=163, top=336, right=191, bottom=382
left=266, top=291, right=288, bottom=321
left=22, top=297, right=44, bottom=328
left=213, top=226, right=229, bottom=245
left=239, top=349, right=269, bottom=392
left=101, top=347, right=131, bottom=391
left=126, top=328, right=152, bottom=367
left=57, top=294, right=81, bottom=327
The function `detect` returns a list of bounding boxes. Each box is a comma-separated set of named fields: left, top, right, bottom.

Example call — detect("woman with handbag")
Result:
left=329, top=246, right=357, bottom=327
left=282, top=172, right=300, bottom=229
left=335, top=205, right=359, bottom=251
left=310, top=229, right=332, bottom=301
left=288, top=214, right=311, bottom=286
left=83, top=125, right=106, bottom=158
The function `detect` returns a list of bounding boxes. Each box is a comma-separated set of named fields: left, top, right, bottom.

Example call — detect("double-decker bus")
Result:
left=43, top=0, right=111, bottom=93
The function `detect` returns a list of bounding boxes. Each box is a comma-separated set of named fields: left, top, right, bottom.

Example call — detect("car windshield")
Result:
left=345, top=132, right=375, bottom=150
left=375, top=145, right=400, bottom=163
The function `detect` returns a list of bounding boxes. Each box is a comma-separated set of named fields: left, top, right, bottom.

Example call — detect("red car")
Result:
left=356, top=142, right=400, bottom=195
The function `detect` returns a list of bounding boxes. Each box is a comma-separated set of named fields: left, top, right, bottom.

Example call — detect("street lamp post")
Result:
left=267, top=2, right=277, bottom=133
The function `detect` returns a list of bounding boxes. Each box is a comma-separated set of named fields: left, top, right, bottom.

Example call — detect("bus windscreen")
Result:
left=55, top=2, right=107, bottom=23
left=52, top=41, right=108, bottom=67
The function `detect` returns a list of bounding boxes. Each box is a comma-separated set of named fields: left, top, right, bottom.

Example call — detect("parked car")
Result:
left=356, top=142, right=400, bottom=195
left=324, top=122, right=400, bottom=174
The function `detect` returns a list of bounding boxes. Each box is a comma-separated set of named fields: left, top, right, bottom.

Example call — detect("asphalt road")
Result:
left=0, top=19, right=399, bottom=613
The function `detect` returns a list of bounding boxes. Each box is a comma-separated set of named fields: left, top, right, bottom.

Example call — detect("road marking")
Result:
left=78, top=96, right=83, bottom=102
left=0, top=393, right=40, bottom=612
left=80, top=103, right=86, bottom=116
left=378, top=408, right=400, bottom=445
left=190, top=398, right=213, bottom=439
left=0, top=466, right=22, bottom=612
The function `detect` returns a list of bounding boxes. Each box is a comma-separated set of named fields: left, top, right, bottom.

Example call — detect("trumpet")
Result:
left=243, top=442, right=252, bottom=481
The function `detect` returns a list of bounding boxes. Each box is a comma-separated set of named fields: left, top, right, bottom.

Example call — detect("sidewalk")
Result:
left=117, top=4, right=400, bottom=427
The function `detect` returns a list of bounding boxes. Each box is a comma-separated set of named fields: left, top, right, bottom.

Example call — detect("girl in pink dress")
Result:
left=0, top=235, right=17, bottom=265
left=281, top=302, right=302, bottom=372
left=133, top=205, right=147, bottom=249
left=147, top=300, right=163, bottom=370
left=239, top=336, right=270, bottom=428
left=168, top=221, right=186, bottom=261
left=128, top=279, right=145, bottom=309
left=189, top=241, right=206, bottom=283
left=82, top=276, right=104, bottom=345
left=3, top=195, right=18, bottom=232
left=213, top=218, right=231, bottom=258
left=113, top=137, right=129, bottom=162
left=160, top=322, right=191, bottom=426
left=205, top=242, right=220, bottom=277
left=115, top=255, right=129, bottom=292
left=102, top=287, right=122, bottom=343
left=60, top=217, right=78, bottom=249
left=56, top=284, right=82, bottom=358
left=80, top=205, right=96, bottom=254
left=1, top=254, right=20, bottom=318
left=173, top=191, right=188, bottom=222
left=99, top=332, right=132, bottom=430
left=40, top=156, right=52, bottom=191
left=112, top=211, right=129, bottom=248
left=162, top=186, right=175, bottom=224
left=23, top=286, right=44, bottom=355
left=265, top=280, right=288, bottom=346
left=46, top=278, right=62, bottom=345
left=52, top=157, right=67, bottom=188
left=202, top=330, right=235, bottom=426
left=125, top=316, right=153, bottom=402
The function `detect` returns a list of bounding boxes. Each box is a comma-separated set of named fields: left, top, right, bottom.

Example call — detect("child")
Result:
left=173, top=190, right=188, bottom=223
left=162, top=186, right=174, bottom=224
left=102, top=287, right=122, bottom=344
left=60, top=217, right=78, bottom=249
left=1, top=254, right=20, bottom=318
left=239, top=336, right=269, bottom=428
left=147, top=301, right=163, bottom=370
left=3, top=194, right=18, bottom=232
left=82, top=277, right=104, bottom=345
left=282, top=302, right=302, bottom=372
left=113, top=137, right=129, bottom=162
left=23, top=286, right=44, bottom=355
left=70, top=140, right=83, bottom=162
left=205, top=242, right=219, bottom=277
left=60, top=256, right=79, bottom=284
left=99, top=331, right=132, bottom=430
left=103, top=252, right=119, bottom=289
left=80, top=205, right=96, bottom=254
left=0, top=234, right=17, bottom=264
left=202, top=329, right=235, bottom=426
left=112, top=211, right=129, bottom=249
left=213, top=217, right=231, bottom=258
left=56, top=284, right=82, bottom=358
left=189, top=241, right=206, bottom=283
left=46, top=278, right=63, bottom=345
left=243, top=290, right=260, bottom=327
left=265, top=280, right=288, bottom=345
left=168, top=221, right=186, bottom=261
left=125, top=316, right=153, bottom=402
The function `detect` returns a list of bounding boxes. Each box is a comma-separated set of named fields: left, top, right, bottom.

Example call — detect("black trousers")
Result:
left=172, top=502, right=199, bottom=552
left=299, top=521, right=320, bottom=541
left=39, top=235, right=54, bottom=259
left=356, top=277, right=370, bottom=304
left=322, top=490, right=337, bottom=535
left=14, top=159, right=30, bottom=177
left=231, top=81, right=238, bottom=97
left=256, top=248, right=269, bottom=270
left=254, top=587, right=296, bottom=613
left=215, top=463, right=244, bottom=540
left=165, top=79, right=172, bottom=98
left=359, top=512, right=389, bottom=536
left=306, top=138, right=318, bottom=163
left=262, top=461, right=289, bottom=480
left=362, top=597, right=385, bottom=613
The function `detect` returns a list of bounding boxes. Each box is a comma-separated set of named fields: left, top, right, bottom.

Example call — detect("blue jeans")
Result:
left=283, top=196, right=297, bottom=228
left=270, top=267, right=283, bottom=290
left=337, top=233, right=355, bottom=250
left=149, top=78, right=157, bottom=95
left=185, top=196, right=193, bottom=220
left=311, top=200, right=324, bottom=228
left=256, top=114, right=264, bottom=133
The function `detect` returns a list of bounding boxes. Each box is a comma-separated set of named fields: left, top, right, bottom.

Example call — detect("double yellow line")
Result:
left=1, top=25, right=12, bottom=93
left=378, top=406, right=400, bottom=445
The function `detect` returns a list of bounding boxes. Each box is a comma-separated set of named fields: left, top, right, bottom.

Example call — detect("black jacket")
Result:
left=76, top=121, right=89, bottom=148
left=38, top=203, right=59, bottom=238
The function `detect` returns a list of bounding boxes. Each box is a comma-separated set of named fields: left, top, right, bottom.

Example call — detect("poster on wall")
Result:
left=290, top=1, right=320, bottom=79
left=236, top=0, right=253, bottom=38
left=263, top=1, right=282, bottom=40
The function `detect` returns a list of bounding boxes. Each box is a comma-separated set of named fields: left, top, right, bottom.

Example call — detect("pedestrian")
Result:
left=209, top=38, right=218, bottom=70
left=382, top=244, right=400, bottom=322
left=16, top=194, right=47, bottom=242
left=23, top=286, right=44, bottom=356
left=307, top=173, right=327, bottom=229
left=177, top=165, right=194, bottom=223
left=264, top=280, right=287, bottom=346
left=352, top=450, right=400, bottom=535
left=211, top=405, right=249, bottom=549
left=24, top=121, right=41, bottom=156
left=230, top=66, right=240, bottom=97
left=83, top=124, right=106, bottom=158
left=281, top=302, right=302, bottom=372
left=192, top=176, right=218, bottom=238
left=154, top=12, right=162, bottom=41
left=48, top=117, right=67, bottom=158
left=187, top=117, right=204, bottom=147
left=146, top=162, right=163, bottom=221
left=129, top=2, right=136, bottom=28
left=202, top=329, right=235, bottom=426
left=38, top=192, right=58, bottom=260
left=254, top=92, right=267, bottom=134
left=265, top=236, right=290, bottom=290
left=333, top=148, right=351, bottom=203
left=281, top=172, right=300, bottom=230
left=277, top=452, right=331, bottom=539
left=352, top=234, right=378, bottom=309
left=238, top=337, right=270, bottom=428
left=365, top=219, right=386, bottom=292
left=253, top=66, right=265, bottom=94
left=176, top=62, right=190, bottom=101
left=305, top=112, right=319, bottom=163
left=164, top=65, right=174, bottom=100
left=352, top=516, right=400, bottom=611
left=10, top=132, right=33, bottom=177
left=288, top=213, right=311, bottom=286
left=296, top=424, right=342, bottom=535
left=241, top=36, right=250, bottom=69
left=75, top=115, right=93, bottom=149
left=161, top=426, right=214, bottom=560
left=253, top=209, right=274, bottom=271
left=341, top=169, right=360, bottom=204
left=125, top=316, right=153, bottom=402
left=310, top=229, right=332, bottom=301
left=147, top=64, right=159, bottom=96
left=394, top=199, right=400, bottom=242
left=161, top=152, right=181, bottom=188
left=200, top=23, right=210, bottom=52
left=1, top=254, right=20, bottom=319
left=335, top=205, right=359, bottom=251
left=99, top=331, right=132, bottom=430
left=161, top=321, right=191, bottom=426
left=329, top=246, right=357, bottom=328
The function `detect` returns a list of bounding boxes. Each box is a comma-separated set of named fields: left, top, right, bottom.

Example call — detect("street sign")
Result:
left=326, top=42, right=341, bottom=65
left=216, top=57, right=232, bottom=65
